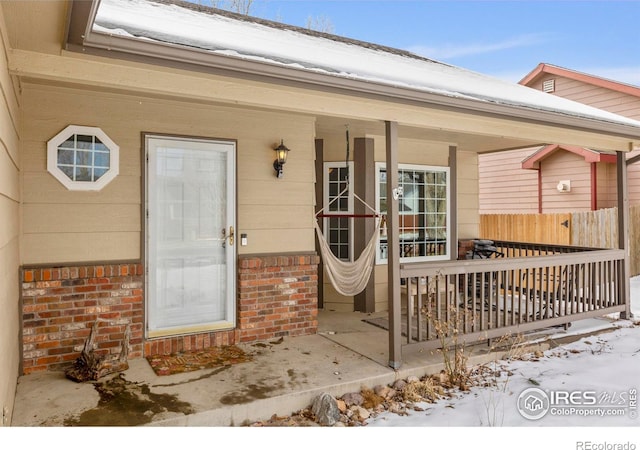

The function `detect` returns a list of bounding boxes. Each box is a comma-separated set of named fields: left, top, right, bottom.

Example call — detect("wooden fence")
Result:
left=480, top=206, right=640, bottom=276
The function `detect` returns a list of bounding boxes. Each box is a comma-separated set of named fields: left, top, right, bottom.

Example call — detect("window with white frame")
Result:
left=322, top=162, right=354, bottom=261
left=376, top=163, right=450, bottom=263
left=47, top=125, right=119, bottom=191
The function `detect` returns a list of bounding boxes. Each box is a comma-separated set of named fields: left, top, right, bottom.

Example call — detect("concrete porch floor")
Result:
left=10, top=310, right=617, bottom=427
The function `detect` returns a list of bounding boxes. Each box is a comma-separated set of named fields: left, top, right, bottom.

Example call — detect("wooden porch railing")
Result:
left=398, top=241, right=626, bottom=350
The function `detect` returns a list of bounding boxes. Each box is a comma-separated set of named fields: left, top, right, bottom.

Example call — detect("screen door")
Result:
left=146, top=135, right=236, bottom=337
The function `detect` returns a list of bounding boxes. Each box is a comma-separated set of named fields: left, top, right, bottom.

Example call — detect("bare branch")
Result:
left=306, top=14, right=335, bottom=34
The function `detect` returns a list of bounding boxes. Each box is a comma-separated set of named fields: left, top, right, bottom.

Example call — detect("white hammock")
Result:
left=315, top=181, right=382, bottom=296
left=314, top=219, right=381, bottom=297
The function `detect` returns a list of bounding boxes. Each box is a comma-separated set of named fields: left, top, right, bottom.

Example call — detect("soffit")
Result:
left=0, top=0, right=68, bottom=55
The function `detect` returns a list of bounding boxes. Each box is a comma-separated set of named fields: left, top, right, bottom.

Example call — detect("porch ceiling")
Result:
left=314, top=116, right=539, bottom=154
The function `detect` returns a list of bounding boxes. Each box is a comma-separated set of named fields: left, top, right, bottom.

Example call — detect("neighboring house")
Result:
left=480, top=63, right=640, bottom=214
left=1, top=1, right=640, bottom=425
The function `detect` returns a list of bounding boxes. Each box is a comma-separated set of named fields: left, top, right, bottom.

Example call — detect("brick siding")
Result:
left=20, top=253, right=320, bottom=373
left=21, top=263, right=144, bottom=374
left=238, top=253, right=319, bottom=342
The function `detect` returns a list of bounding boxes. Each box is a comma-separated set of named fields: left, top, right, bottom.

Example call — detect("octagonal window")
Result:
left=47, top=125, right=119, bottom=191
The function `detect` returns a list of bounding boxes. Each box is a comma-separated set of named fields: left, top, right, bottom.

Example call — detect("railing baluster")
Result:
left=607, top=260, right=613, bottom=307
left=398, top=243, right=625, bottom=350
left=560, top=265, right=567, bottom=317
left=417, top=276, right=424, bottom=342
left=547, top=266, right=553, bottom=319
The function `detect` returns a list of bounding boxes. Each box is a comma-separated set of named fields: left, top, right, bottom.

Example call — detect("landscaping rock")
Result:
left=374, top=385, right=396, bottom=399
left=311, top=392, right=340, bottom=426
left=392, top=379, right=407, bottom=391
left=341, top=391, right=364, bottom=406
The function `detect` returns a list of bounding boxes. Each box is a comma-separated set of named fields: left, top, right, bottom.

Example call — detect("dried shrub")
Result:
left=425, top=304, right=472, bottom=390
left=402, top=377, right=445, bottom=403
left=360, top=387, right=385, bottom=410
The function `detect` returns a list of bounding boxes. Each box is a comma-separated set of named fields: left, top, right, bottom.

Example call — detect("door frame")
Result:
left=142, top=133, right=238, bottom=339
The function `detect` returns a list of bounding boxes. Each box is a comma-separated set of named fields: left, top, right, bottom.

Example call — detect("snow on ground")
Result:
left=355, top=276, right=640, bottom=447
left=13, top=279, right=640, bottom=449
left=369, top=323, right=638, bottom=427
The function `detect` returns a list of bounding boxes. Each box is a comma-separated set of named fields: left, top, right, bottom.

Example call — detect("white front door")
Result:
left=146, top=135, right=236, bottom=337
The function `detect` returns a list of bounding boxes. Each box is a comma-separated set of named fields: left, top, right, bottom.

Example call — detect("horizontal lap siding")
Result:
left=527, top=75, right=640, bottom=206
left=19, top=83, right=321, bottom=371
left=21, top=83, right=317, bottom=264
left=541, top=150, right=592, bottom=213
left=597, top=163, right=617, bottom=209
left=479, top=148, right=539, bottom=213
left=627, top=151, right=640, bottom=207
left=0, top=4, right=21, bottom=426
left=544, top=76, right=640, bottom=121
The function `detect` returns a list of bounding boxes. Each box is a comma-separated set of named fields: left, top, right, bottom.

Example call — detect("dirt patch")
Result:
left=219, top=378, right=286, bottom=405
left=64, top=373, right=194, bottom=426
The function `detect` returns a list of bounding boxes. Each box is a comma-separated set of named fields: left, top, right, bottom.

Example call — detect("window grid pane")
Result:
left=378, top=166, right=448, bottom=262
left=326, top=165, right=352, bottom=261
left=56, top=133, right=111, bottom=182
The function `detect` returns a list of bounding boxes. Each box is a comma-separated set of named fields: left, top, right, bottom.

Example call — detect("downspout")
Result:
left=590, top=162, right=597, bottom=211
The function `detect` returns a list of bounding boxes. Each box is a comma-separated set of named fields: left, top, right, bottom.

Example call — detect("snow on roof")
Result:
left=94, top=0, right=640, bottom=130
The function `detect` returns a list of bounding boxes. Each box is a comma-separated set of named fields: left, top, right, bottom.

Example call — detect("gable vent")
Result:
left=542, top=79, right=555, bottom=93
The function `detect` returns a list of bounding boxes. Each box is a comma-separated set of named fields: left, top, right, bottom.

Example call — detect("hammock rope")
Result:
left=314, top=125, right=381, bottom=296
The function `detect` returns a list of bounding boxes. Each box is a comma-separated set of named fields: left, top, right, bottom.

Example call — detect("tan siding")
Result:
left=22, top=203, right=142, bottom=233
left=237, top=180, right=314, bottom=206
left=457, top=150, right=479, bottom=239
left=21, top=173, right=141, bottom=204
left=22, top=232, right=140, bottom=264
left=478, top=148, right=539, bottom=213
left=0, top=3, right=21, bottom=426
left=0, top=144, right=18, bottom=200
left=21, top=83, right=317, bottom=264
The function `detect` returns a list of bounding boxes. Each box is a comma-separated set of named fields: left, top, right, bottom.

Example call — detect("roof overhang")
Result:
left=520, top=63, right=640, bottom=99
left=57, top=0, right=640, bottom=152
left=66, top=0, right=640, bottom=141
left=522, top=144, right=618, bottom=170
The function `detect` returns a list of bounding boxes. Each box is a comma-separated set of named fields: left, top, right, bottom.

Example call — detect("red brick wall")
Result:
left=20, top=253, right=319, bottom=373
left=143, top=330, right=238, bottom=357
left=21, top=263, right=144, bottom=374
left=238, top=253, right=319, bottom=342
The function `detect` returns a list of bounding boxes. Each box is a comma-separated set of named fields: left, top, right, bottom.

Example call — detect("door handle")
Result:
left=228, top=226, right=234, bottom=246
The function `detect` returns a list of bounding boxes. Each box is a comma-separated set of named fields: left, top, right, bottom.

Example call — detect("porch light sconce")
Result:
left=273, top=139, right=290, bottom=178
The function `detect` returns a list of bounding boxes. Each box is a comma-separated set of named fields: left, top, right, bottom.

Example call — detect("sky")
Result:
left=199, top=0, right=640, bottom=86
